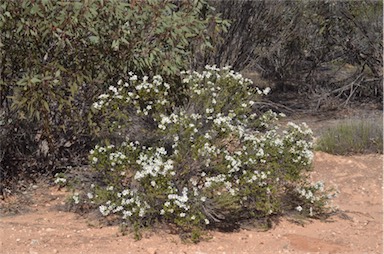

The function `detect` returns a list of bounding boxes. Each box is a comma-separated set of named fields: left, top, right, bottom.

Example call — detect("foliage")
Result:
left=0, top=0, right=225, bottom=189
left=71, top=67, right=335, bottom=240
left=316, top=118, right=383, bottom=155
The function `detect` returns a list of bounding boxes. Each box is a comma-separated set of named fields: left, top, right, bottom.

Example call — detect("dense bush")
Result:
left=0, top=0, right=226, bottom=189
left=68, top=67, right=335, bottom=240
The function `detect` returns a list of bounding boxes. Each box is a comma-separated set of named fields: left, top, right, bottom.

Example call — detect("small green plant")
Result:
left=73, top=67, right=335, bottom=241
left=316, top=118, right=383, bottom=155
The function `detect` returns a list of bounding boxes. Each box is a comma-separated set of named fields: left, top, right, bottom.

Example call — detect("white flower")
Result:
left=72, top=193, right=80, bottom=204
left=113, top=206, right=123, bottom=213
left=204, top=133, right=212, bottom=139
left=263, top=87, right=271, bottom=95
left=109, top=86, right=118, bottom=94
left=54, top=177, right=66, bottom=184
left=204, top=219, right=210, bottom=225
left=99, top=205, right=107, bottom=216
left=122, top=210, right=133, bottom=219
left=139, top=208, right=145, bottom=217
left=295, top=205, right=303, bottom=212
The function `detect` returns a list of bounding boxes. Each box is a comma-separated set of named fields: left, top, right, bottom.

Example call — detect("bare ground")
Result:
left=0, top=151, right=382, bottom=254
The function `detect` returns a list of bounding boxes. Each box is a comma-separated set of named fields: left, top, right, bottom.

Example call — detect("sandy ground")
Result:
left=0, top=151, right=382, bottom=254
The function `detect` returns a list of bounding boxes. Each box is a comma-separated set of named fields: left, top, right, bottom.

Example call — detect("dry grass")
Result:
left=315, top=117, right=383, bottom=155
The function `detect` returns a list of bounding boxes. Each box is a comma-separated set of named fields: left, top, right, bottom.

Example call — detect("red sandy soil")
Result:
left=0, top=151, right=382, bottom=254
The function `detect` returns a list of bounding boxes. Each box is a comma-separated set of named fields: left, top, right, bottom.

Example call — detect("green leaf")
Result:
left=42, top=100, right=50, bottom=112
left=31, top=77, right=41, bottom=83
left=112, top=40, right=120, bottom=51
left=30, top=5, right=39, bottom=15
left=89, top=35, right=100, bottom=44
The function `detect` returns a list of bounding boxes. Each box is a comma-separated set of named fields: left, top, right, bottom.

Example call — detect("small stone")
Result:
left=32, top=185, right=38, bottom=190
left=16, top=238, right=21, bottom=242
left=53, top=249, right=59, bottom=253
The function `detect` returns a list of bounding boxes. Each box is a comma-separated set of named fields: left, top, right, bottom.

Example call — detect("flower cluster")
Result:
left=294, top=181, right=337, bottom=217
left=54, top=173, right=67, bottom=185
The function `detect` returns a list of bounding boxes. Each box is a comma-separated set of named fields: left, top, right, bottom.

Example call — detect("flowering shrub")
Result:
left=80, top=66, right=334, bottom=240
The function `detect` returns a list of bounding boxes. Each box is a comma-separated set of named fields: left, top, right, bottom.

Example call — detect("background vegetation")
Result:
left=199, top=0, right=382, bottom=111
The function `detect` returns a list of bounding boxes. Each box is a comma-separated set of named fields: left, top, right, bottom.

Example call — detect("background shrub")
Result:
left=199, top=0, right=382, bottom=109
